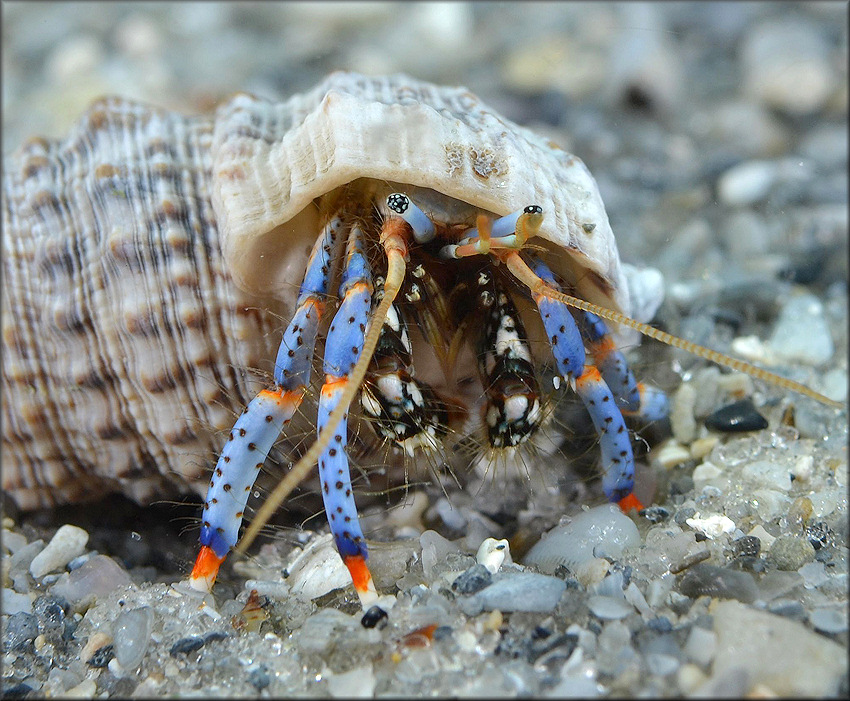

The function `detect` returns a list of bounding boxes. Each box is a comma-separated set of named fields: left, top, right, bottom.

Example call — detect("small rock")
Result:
left=452, top=563, right=492, bottom=595
left=476, top=538, right=509, bottom=574
left=717, top=160, right=777, bottom=206
left=766, top=535, right=815, bottom=571
left=523, top=505, right=640, bottom=574
left=713, top=601, right=846, bottom=696
left=704, top=399, right=768, bottom=433
left=2, top=588, right=33, bottom=615
left=87, top=644, right=114, bottom=668
left=465, top=572, right=566, bottom=613
left=360, top=605, right=388, bottom=629
left=169, top=636, right=205, bottom=656
left=327, top=664, right=375, bottom=698
left=677, top=563, right=758, bottom=603
left=683, top=626, right=717, bottom=667
left=29, top=525, right=89, bottom=579
left=112, top=606, right=153, bottom=670
left=3, top=612, right=39, bottom=651
left=731, top=535, right=761, bottom=559
left=248, top=666, right=271, bottom=691
left=587, top=595, right=633, bottom=620
left=809, top=607, right=848, bottom=635
left=50, top=555, right=132, bottom=609
left=768, top=293, right=834, bottom=365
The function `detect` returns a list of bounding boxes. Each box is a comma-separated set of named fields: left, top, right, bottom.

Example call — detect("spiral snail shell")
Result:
left=2, top=71, right=629, bottom=511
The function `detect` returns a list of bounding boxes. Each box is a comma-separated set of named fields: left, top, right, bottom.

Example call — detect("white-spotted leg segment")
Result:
left=190, top=219, right=342, bottom=591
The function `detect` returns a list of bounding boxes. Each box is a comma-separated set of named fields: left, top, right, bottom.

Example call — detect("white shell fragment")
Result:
left=476, top=537, right=510, bottom=574
left=3, top=71, right=628, bottom=509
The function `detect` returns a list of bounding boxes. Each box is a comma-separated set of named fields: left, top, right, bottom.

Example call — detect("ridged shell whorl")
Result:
left=212, top=72, right=627, bottom=312
left=2, top=71, right=626, bottom=510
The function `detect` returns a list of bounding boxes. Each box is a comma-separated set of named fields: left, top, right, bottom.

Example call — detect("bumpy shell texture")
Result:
left=2, top=71, right=626, bottom=510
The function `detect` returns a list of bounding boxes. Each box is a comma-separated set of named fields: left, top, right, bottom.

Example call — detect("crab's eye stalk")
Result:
left=524, top=205, right=543, bottom=215
left=386, top=193, right=436, bottom=244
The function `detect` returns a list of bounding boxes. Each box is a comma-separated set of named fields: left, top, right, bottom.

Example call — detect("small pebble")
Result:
left=809, top=607, right=848, bottom=635
left=767, top=535, right=816, bottom=571
left=112, top=606, right=153, bottom=670
left=476, top=538, right=509, bottom=574
left=2, top=588, right=33, bottom=615
left=767, top=598, right=807, bottom=621
left=524, top=505, right=640, bottom=574
left=677, top=563, right=758, bottom=603
left=685, top=513, right=735, bottom=539
left=360, top=605, right=388, bottom=629
left=248, top=666, right=271, bottom=691
left=731, top=535, right=761, bottom=559
left=29, top=525, right=89, bottom=579
left=169, top=636, right=205, bottom=656
left=451, top=564, right=492, bottom=595
left=704, top=399, right=767, bottom=433
left=50, top=555, right=132, bottom=609
left=717, top=159, right=777, bottom=206
left=587, top=595, right=634, bottom=620
left=465, top=572, right=566, bottom=613
left=683, top=626, right=717, bottom=667
left=4, top=612, right=39, bottom=651
left=768, top=292, right=834, bottom=365
left=87, top=644, right=114, bottom=668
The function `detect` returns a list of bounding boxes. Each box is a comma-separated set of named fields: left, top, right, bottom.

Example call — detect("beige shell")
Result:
left=2, top=71, right=627, bottom=510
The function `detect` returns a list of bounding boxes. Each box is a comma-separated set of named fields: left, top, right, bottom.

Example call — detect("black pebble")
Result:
left=705, top=399, right=768, bottom=433
left=361, top=605, right=388, bottom=629
left=1, top=682, right=33, bottom=699
left=169, top=636, right=205, bottom=656
left=732, top=535, right=761, bottom=558
left=87, top=644, right=114, bottom=668
left=204, top=631, right=228, bottom=644
left=451, top=563, right=492, bottom=594
left=641, top=506, right=670, bottom=524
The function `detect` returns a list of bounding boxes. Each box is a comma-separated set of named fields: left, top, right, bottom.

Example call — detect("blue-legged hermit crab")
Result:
left=177, top=73, right=837, bottom=606
left=1, top=72, right=838, bottom=608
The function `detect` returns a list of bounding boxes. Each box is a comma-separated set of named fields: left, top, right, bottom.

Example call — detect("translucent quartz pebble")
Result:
left=112, top=606, right=153, bottom=670
left=29, top=525, right=89, bottom=579
left=677, top=563, right=758, bottom=604
left=462, top=572, right=566, bottom=614
left=50, top=555, right=132, bottom=609
left=587, top=595, right=634, bottom=620
left=524, top=505, right=640, bottom=574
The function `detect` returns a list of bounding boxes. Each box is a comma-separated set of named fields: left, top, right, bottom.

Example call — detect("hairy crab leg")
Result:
left=531, top=258, right=639, bottom=510
left=234, top=204, right=410, bottom=582
left=579, top=311, right=669, bottom=422
left=316, top=222, right=380, bottom=607
left=189, top=218, right=344, bottom=591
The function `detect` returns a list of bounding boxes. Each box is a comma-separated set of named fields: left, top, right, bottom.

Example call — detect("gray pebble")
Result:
left=766, top=535, right=816, bottom=571
left=4, top=612, right=39, bottom=651
left=33, top=597, right=67, bottom=643
left=768, top=293, right=834, bottom=365
left=677, top=563, right=758, bottom=603
left=809, top=607, right=848, bottom=635
left=112, top=606, right=153, bottom=670
left=587, top=595, right=634, bottom=620
left=451, top=563, right=492, bottom=594
left=463, top=572, right=566, bottom=614
left=248, top=666, right=271, bottom=691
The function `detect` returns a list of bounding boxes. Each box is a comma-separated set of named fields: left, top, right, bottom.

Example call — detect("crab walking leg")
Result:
left=440, top=206, right=543, bottom=259
left=316, top=223, right=379, bottom=607
left=189, top=219, right=342, bottom=591
left=579, top=311, right=669, bottom=422
left=530, top=258, right=640, bottom=511
left=235, top=210, right=410, bottom=560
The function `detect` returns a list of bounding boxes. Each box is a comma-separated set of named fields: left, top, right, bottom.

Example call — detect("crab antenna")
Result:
left=236, top=218, right=410, bottom=555
left=502, top=251, right=844, bottom=410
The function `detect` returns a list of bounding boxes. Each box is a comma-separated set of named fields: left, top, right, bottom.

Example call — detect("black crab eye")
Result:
left=387, top=193, right=409, bottom=214
left=524, top=205, right=543, bottom=215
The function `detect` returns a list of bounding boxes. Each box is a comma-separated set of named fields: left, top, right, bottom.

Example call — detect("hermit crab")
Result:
left=2, top=72, right=837, bottom=609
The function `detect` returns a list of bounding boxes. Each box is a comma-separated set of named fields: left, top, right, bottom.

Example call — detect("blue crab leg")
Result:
left=579, top=311, right=668, bottom=421
left=190, top=218, right=342, bottom=591
left=316, top=222, right=378, bottom=607
left=530, top=259, right=639, bottom=510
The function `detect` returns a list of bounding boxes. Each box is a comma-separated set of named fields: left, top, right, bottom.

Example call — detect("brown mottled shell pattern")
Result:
left=2, top=72, right=627, bottom=510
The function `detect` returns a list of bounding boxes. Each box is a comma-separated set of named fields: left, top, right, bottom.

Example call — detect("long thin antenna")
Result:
left=503, top=251, right=844, bottom=410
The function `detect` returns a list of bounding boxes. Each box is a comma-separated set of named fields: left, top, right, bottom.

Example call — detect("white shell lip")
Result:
left=211, top=71, right=629, bottom=316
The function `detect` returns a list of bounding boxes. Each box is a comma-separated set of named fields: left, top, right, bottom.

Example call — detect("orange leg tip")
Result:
left=618, top=493, right=644, bottom=513
left=189, top=545, right=225, bottom=592
left=343, top=554, right=374, bottom=594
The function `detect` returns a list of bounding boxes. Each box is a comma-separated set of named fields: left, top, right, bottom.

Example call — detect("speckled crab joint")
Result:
left=441, top=205, right=543, bottom=258
left=386, top=193, right=435, bottom=243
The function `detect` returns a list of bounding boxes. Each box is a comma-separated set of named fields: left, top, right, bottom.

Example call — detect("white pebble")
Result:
left=653, top=439, right=691, bottom=469
left=2, top=588, right=33, bottom=614
left=587, top=594, right=633, bottom=620
left=692, top=460, right=723, bottom=485
left=684, top=626, right=717, bottom=667
left=476, top=538, right=509, bottom=574
left=671, top=384, right=697, bottom=444
left=717, top=159, right=777, bottom=206
left=742, top=460, right=792, bottom=492
left=730, top=335, right=779, bottom=365
left=30, top=525, right=89, bottom=579
left=112, top=607, right=153, bottom=670
left=686, top=513, right=736, bottom=539
left=747, top=524, right=776, bottom=550
left=523, top=505, right=640, bottom=574
left=62, top=678, right=97, bottom=698
left=768, top=292, right=834, bottom=365
left=327, top=664, right=375, bottom=698
left=286, top=534, right=352, bottom=601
